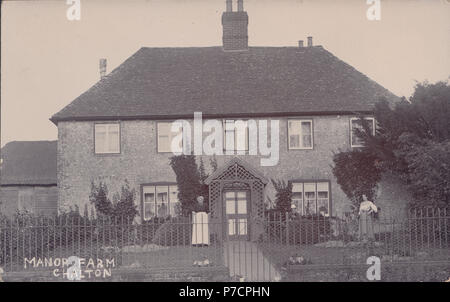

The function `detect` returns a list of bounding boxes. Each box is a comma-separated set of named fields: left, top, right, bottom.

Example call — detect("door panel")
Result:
left=224, top=190, right=249, bottom=240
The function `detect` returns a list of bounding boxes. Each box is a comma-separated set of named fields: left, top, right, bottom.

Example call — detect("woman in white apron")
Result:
left=192, top=196, right=209, bottom=246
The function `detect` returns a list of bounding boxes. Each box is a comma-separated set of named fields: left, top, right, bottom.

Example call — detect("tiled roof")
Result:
left=51, top=46, right=398, bottom=123
left=0, top=141, right=57, bottom=186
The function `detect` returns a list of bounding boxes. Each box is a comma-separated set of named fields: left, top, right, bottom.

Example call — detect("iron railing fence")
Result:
left=0, top=215, right=222, bottom=273
left=1, top=208, right=449, bottom=275
left=260, top=208, right=450, bottom=268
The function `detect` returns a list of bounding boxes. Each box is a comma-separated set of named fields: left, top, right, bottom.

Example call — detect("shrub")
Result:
left=137, top=217, right=168, bottom=244
left=90, top=180, right=138, bottom=222
left=271, top=179, right=293, bottom=213
left=152, top=217, right=192, bottom=246
left=0, top=209, right=92, bottom=267
left=265, top=214, right=332, bottom=245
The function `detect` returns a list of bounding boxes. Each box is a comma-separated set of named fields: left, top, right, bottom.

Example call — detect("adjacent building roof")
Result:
left=51, top=46, right=398, bottom=123
left=0, top=141, right=57, bottom=186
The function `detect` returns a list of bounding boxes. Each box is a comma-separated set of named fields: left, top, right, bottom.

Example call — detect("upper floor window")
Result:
left=142, top=184, right=179, bottom=220
left=288, top=120, right=313, bottom=150
left=95, top=123, right=120, bottom=154
left=291, top=181, right=330, bottom=216
left=157, top=122, right=183, bottom=153
left=223, top=120, right=249, bottom=152
left=350, top=117, right=375, bottom=148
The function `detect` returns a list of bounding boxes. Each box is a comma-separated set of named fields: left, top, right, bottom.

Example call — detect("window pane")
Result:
left=235, top=121, right=248, bottom=151
left=236, top=192, right=246, bottom=199
left=169, top=186, right=179, bottom=216
left=238, top=219, right=247, bottom=235
left=108, top=130, right=119, bottom=153
left=304, top=183, right=316, bottom=215
left=237, top=199, right=247, bottom=214
left=351, top=118, right=374, bottom=147
left=144, top=201, right=155, bottom=220
left=225, top=191, right=235, bottom=199
left=95, top=124, right=120, bottom=154
left=228, top=219, right=235, bottom=235
left=224, top=120, right=235, bottom=151
left=289, top=135, right=300, bottom=148
left=301, top=122, right=312, bottom=148
left=158, top=135, right=170, bottom=152
left=317, top=182, right=329, bottom=216
left=292, top=183, right=303, bottom=193
left=226, top=199, right=235, bottom=214
left=317, top=197, right=329, bottom=216
left=156, top=186, right=168, bottom=218
left=95, top=127, right=106, bottom=154
left=158, top=123, right=171, bottom=152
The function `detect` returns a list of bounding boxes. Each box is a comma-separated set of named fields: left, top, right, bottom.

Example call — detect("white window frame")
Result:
left=288, top=119, right=313, bottom=150
left=291, top=181, right=330, bottom=216
left=223, top=119, right=249, bottom=153
left=94, top=123, right=120, bottom=154
left=350, top=117, right=375, bottom=148
left=142, top=184, right=179, bottom=220
left=157, top=122, right=183, bottom=153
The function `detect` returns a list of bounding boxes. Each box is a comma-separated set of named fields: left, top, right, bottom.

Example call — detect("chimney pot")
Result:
left=237, top=0, right=244, bottom=11
left=222, top=0, right=248, bottom=51
left=99, top=58, right=107, bottom=79
left=226, top=0, right=232, bottom=12
left=298, top=40, right=304, bottom=48
left=307, top=36, right=313, bottom=47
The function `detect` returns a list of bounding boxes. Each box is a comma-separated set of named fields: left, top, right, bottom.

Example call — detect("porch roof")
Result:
left=205, top=157, right=269, bottom=185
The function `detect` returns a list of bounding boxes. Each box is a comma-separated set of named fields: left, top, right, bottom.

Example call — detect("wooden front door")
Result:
left=224, top=190, right=249, bottom=241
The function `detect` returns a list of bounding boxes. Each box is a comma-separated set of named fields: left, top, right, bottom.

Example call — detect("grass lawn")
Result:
left=259, top=241, right=450, bottom=269
left=120, top=245, right=224, bottom=269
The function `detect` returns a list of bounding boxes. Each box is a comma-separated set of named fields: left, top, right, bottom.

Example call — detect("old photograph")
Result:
left=0, top=0, right=449, bottom=285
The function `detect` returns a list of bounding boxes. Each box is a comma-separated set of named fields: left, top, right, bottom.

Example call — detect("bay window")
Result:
left=291, top=181, right=330, bottom=216
left=142, top=184, right=179, bottom=220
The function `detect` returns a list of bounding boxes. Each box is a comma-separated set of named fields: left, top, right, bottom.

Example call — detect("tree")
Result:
left=169, top=155, right=203, bottom=216
left=332, top=150, right=383, bottom=205
left=89, top=181, right=113, bottom=217
left=333, top=80, right=450, bottom=206
left=271, top=179, right=293, bottom=213
left=90, top=180, right=138, bottom=221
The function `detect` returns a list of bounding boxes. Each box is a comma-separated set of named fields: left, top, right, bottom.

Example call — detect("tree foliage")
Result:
left=89, top=180, right=138, bottom=221
left=332, top=150, right=383, bottom=204
left=169, top=155, right=212, bottom=215
left=333, top=80, right=450, bottom=206
left=271, top=179, right=293, bottom=213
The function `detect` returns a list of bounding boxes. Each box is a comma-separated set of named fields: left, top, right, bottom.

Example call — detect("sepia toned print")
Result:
left=0, top=0, right=449, bottom=283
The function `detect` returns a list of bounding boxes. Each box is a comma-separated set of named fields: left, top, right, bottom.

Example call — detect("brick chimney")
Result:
left=222, top=0, right=248, bottom=51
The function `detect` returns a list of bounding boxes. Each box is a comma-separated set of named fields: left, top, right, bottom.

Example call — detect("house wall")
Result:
left=57, top=115, right=410, bottom=219
left=0, top=186, right=58, bottom=217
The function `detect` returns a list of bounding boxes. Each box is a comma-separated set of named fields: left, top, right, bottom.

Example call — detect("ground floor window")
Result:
left=291, top=181, right=330, bottom=216
left=142, top=184, right=179, bottom=220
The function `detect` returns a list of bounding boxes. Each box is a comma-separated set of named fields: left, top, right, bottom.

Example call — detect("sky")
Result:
left=1, top=0, right=449, bottom=147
